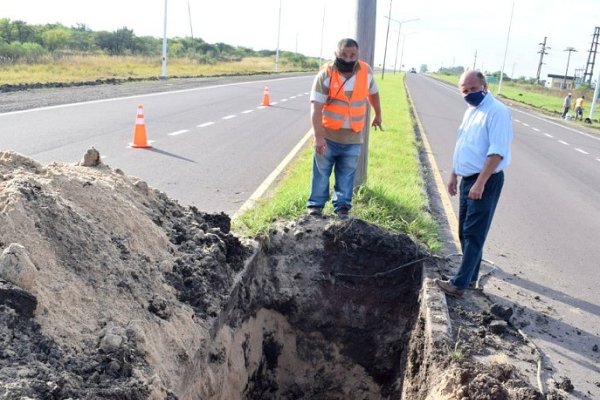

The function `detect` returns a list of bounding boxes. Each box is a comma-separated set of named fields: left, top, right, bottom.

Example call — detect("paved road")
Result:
left=0, top=75, right=314, bottom=215
left=406, top=73, right=600, bottom=399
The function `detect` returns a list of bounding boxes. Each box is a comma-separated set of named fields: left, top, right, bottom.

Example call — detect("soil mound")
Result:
left=0, top=150, right=251, bottom=399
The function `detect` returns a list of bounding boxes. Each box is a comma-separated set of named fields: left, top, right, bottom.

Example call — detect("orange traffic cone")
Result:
left=261, top=85, right=271, bottom=106
left=130, top=104, right=152, bottom=148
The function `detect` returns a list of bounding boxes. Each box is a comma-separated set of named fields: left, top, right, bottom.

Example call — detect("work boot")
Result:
left=434, top=279, right=465, bottom=297
left=307, top=206, right=322, bottom=216
left=335, top=206, right=349, bottom=220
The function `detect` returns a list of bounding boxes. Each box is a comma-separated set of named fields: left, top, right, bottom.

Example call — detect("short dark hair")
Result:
left=337, top=38, right=359, bottom=50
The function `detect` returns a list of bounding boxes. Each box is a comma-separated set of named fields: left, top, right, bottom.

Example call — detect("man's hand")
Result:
left=371, top=116, right=383, bottom=131
left=314, top=136, right=327, bottom=155
left=447, top=173, right=458, bottom=197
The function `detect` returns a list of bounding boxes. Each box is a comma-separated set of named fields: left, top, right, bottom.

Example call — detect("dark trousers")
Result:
left=450, top=171, right=504, bottom=289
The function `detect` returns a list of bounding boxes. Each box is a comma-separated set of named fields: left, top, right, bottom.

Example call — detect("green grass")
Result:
left=430, top=73, right=600, bottom=129
left=234, top=73, right=441, bottom=250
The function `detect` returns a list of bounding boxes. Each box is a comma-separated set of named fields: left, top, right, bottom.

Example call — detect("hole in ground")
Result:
left=181, top=218, right=428, bottom=399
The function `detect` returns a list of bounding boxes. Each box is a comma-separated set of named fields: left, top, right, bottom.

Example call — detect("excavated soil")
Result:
left=0, top=149, right=552, bottom=399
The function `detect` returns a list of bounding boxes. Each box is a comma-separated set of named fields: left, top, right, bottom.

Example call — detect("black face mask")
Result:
left=334, top=57, right=356, bottom=73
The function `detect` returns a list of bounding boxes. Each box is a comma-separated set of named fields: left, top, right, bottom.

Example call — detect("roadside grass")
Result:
left=431, top=73, right=599, bottom=128
left=0, top=55, right=305, bottom=85
left=234, top=73, right=441, bottom=251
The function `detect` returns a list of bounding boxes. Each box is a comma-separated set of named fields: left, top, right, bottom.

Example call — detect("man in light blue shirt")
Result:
left=436, top=70, right=513, bottom=297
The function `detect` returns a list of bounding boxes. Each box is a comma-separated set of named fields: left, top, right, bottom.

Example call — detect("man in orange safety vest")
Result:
left=306, top=38, right=382, bottom=220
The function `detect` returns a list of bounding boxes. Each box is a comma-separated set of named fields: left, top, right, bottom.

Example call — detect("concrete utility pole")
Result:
left=536, top=37, right=550, bottom=84
left=562, top=47, right=577, bottom=89
left=588, top=65, right=600, bottom=121
left=354, top=0, right=376, bottom=187
left=275, top=0, right=282, bottom=73
left=160, top=0, right=168, bottom=79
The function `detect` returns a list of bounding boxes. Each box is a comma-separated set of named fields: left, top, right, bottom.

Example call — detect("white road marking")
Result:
left=514, top=119, right=521, bottom=123
left=532, top=127, right=541, bottom=132
left=197, top=122, right=215, bottom=128
left=544, top=133, right=553, bottom=138
left=575, top=148, right=589, bottom=155
left=168, top=129, right=189, bottom=136
left=241, top=110, right=254, bottom=114
left=558, top=140, right=569, bottom=145
left=222, top=115, right=236, bottom=120
left=280, top=99, right=288, bottom=102
left=522, top=122, right=530, bottom=127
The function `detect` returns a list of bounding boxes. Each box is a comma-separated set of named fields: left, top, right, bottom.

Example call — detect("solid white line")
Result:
left=575, top=148, right=589, bottom=155
left=168, top=129, right=189, bottom=136
left=0, top=75, right=313, bottom=116
left=197, top=122, right=215, bottom=128
left=232, top=129, right=313, bottom=220
left=222, top=115, right=236, bottom=120
left=558, top=140, right=570, bottom=145
left=241, top=110, right=254, bottom=114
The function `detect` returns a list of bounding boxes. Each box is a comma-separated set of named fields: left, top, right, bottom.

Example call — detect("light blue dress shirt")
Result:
left=452, top=92, right=513, bottom=177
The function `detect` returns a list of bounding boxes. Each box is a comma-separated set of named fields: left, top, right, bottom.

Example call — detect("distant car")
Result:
left=409, top=68, right=417, bottom=73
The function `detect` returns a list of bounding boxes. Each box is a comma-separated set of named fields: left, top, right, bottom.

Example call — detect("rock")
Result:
left=0, top=280, right=37, bottom=318
left=593, top=344, right=598, bottom=352
left=556, top=377, right=574, bottom=393
left=0, top=243, right=37, bottom=291
left=488, top=320, right=508, bottom=335
left=490, top=303, right=513, bottom=322
left=79, top=147, right=101, bottom=167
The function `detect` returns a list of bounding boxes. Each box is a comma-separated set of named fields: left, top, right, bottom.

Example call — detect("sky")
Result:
left=2, top=0, right=599, bottom=81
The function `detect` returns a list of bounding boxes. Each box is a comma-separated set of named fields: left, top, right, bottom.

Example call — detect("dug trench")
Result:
left=180, top=216, right=428, bottom=399
left=1, top=150, right=544, bottom=399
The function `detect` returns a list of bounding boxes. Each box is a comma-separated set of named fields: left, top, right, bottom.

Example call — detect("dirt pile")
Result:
left=0, top=150, right=251, bottom=399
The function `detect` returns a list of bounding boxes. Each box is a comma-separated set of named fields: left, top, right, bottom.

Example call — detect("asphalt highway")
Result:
left=0, top=75, right=315, bottom=214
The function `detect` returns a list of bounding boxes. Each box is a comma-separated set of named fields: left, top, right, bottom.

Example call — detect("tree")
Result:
left=419, top=64, right=428, bottom=73
left=41, top=27, right=71, bottom=51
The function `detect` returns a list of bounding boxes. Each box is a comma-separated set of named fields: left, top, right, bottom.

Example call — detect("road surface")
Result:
left=0, top=75, right=314, bottom=215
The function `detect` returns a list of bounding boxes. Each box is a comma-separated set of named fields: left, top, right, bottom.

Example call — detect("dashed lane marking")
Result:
left=168, top=129, right=189, bottom=136
left=222, top=115, right=236, bottom=120
left=241, top=110, right=254, bottom=114
left=575, top=148, right=589, bottom=155
left=558, top=140, right=569, bottom=145
left=544, top=133, right=553, bottom=138
left=197, top=122, right=215, bottom=128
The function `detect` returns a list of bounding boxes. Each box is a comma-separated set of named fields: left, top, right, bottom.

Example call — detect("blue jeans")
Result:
left=450, top=171, right=504, bottom=290
left=307, top=139, right=362, bottom=211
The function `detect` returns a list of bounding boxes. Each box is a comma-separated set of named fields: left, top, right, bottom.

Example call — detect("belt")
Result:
left=462, top=170, right=503, bottom=181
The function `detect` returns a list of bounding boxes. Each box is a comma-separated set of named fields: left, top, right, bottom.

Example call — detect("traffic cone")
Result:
left=261, top=85, right=271, bottom=106
left=130, top=104, right=151, bottom=148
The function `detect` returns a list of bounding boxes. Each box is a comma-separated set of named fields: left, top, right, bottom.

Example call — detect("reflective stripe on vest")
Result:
left=322, top=60, right=369, bottom=132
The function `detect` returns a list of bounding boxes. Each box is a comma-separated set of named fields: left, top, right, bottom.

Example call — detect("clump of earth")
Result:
left=0, top=149, right=555, bottom=399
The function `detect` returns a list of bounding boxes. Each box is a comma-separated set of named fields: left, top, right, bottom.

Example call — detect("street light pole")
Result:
left=398, top=32, right=416, bottom=73
left=381, top=0, right=393, bottom=80
left=384, top=16, right=419, bottom=75
left=275, top=0, right=282, bottom=73
left=497, top=0, right=514, bottom=95
left=160, top=0, right=168, bottom=79
left=562, top=47, right=577, bottom=89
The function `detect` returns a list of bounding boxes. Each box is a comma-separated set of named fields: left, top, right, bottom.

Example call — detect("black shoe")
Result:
left=336, top=206, right=349, bottom=220
left=307, top=206, right=323, bottom=216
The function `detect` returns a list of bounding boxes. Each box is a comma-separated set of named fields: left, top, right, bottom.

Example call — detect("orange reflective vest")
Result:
left=322, top=60, right=370, bottom=132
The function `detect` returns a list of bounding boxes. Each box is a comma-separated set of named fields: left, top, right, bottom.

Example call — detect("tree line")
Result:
left=0, top=18, right=317, bottom=67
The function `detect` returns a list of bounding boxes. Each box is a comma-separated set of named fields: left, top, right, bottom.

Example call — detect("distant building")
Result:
left=545, top=74, right=575, bottom=89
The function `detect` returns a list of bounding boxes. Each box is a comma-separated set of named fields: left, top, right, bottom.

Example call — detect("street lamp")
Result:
left=275, top=0, right=282, bottom=73
left=562, top=47, right=577, bottom=89
left=160, top=0, right=168, bottom=79
left=384, top=16, right=420, bottom=75
left=398, top=32, right=416, bottom=73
